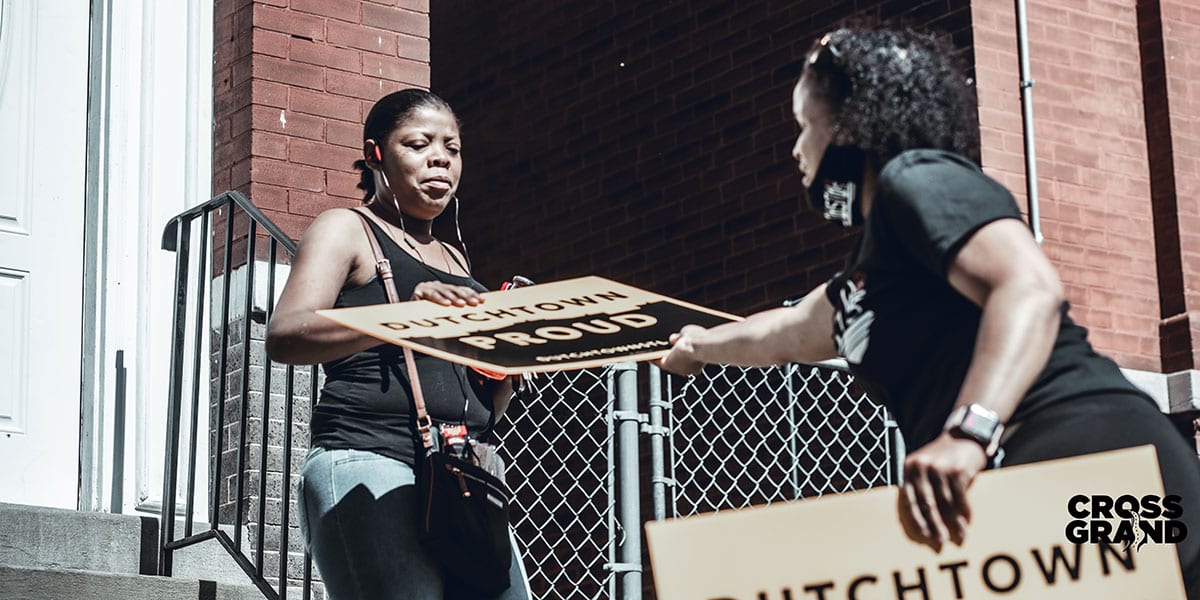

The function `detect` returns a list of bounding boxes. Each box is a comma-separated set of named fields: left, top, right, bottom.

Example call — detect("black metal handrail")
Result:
left=160, top=190, right=315, bottom=600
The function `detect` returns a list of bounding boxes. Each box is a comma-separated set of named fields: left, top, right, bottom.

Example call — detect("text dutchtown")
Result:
left=706, top=543, right=1135, bottom=600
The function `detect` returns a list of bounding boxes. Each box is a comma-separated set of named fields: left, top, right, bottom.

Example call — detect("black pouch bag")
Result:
left=418, top=443, right=513, bottom=595
left=351, top=208, right=514, bottom=596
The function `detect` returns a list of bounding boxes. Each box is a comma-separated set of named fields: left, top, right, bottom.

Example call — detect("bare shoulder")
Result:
left=306, top=206, right=368, bottom=235
left=294, top=208, right=368, bottom=250
left=291, top=207, right=375, bottom=277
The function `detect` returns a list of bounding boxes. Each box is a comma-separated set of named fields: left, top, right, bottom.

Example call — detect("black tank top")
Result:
left=310, top=217, right=492, bottom=466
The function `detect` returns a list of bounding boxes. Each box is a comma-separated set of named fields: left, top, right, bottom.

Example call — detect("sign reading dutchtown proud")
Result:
left=317, top=275, right=741, bottom=374
left=645, top=446, right=1187, bottom=600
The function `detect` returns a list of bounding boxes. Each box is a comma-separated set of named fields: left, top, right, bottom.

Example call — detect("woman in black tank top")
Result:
left=266, top=89, right=531, bottom=599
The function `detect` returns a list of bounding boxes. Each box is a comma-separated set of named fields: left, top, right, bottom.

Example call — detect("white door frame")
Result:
left=79, top=0, right=213, bottom=514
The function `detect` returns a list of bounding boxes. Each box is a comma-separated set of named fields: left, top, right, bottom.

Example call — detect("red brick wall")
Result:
left=970, top=0, right=1200, bottom=373
left=1159, top=0, right=1200, bottom=369
left=972, top=1, right=1163, bottom=371
left=431, top=0, right=974, bottom=311
left=212, top=0, right=432, bottom=242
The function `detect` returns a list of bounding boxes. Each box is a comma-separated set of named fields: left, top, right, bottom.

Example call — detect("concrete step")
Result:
left=0, top=502, right=259, bottom=586
left=0, top=564, right=266, bottom=600
left=0, top=502, right=152, bottom=575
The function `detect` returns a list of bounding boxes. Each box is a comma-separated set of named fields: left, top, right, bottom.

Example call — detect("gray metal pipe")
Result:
left=647, top=364, right=667, bottom=520
left=615, top=362, right=643, bottom=599
left=1015, top=0, right=1043, bottom=244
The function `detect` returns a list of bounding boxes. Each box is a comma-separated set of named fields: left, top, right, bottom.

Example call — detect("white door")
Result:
left=0, top=0, right=90, bottom=509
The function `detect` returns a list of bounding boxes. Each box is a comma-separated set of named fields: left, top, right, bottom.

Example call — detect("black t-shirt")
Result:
left=825, top=149, right=1148, bottom=449
left=311, top=217, right=492, bottom=466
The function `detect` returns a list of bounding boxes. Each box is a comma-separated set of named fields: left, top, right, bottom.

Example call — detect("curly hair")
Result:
left=801, top=27, right=979, bottom=168
left=353, top=89, right=460, bottom=202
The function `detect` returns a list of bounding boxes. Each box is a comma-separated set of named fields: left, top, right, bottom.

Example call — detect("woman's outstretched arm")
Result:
left=658, top=283, right=838, bottom=375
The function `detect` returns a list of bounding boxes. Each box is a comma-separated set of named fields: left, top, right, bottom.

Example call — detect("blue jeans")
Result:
left=297, top=447, right=532, bottom=600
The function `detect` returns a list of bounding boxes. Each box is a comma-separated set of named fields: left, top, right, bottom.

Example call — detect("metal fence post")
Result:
left=785, top=363, right=800, bottom=499
left=647, top=364, right=669, bottom=522
left=890, top=419, right=907, bottom=485
left=612, top=362, right=642, bottom=599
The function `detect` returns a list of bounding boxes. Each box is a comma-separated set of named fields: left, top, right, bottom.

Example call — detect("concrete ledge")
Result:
left=0, top=503, right=261, bottom=587
left=0, top=502, right=152, bottom=575
left=1122, top=368, right=1200, bottom=414
left=0, top=565, right=265, bottom=600
left=1167, top=370, right=1200, bottom=413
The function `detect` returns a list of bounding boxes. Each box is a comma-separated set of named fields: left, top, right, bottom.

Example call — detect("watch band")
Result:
left=943, top=404, right=1005, bottom=457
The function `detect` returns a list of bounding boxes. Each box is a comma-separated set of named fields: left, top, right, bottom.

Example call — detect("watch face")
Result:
left=947, top=405, right=1002, bottom=447
left=961, top=411, right=994, bottom=439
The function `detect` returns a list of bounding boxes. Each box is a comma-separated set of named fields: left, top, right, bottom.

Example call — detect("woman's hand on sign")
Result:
left=412, top=281, right=484, bottom=307
left=898, top=432, right=988, bottom=551
left=658, top=325, right=708, bottom=376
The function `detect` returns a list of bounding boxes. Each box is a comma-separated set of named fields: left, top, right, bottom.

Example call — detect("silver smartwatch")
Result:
left=943, top=404, right=1005, bottom=458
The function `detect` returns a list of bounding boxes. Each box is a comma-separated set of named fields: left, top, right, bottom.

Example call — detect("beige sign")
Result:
left=317, top=275, right=740, bottom=374
left=646, top=446, right=1186, bottom=599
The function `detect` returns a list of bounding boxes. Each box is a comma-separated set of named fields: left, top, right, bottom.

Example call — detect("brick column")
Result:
left=209, top=1, right=432, bottom=595
left=212, top=0, right=431, bottom=240
left=1153, top=0, right=1200, bottom=372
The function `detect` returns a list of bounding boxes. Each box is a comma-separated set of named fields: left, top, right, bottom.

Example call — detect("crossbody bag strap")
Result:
left=350, top=207, right=434, bottom=450
left=350, top=207, right=400, bottom=303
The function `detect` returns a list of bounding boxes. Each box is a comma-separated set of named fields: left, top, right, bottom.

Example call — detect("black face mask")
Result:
left=805, top=145, right=866, bottom=227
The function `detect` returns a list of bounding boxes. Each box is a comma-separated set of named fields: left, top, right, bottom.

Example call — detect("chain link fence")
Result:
left=494, top=367, right=617, bottom=600
left=496, top=361, right=900, bottom=599
left=667, top=362, right=899, bottom=517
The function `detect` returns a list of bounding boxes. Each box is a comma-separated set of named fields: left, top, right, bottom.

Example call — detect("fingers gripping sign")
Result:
left=899, top=432, right=987, bottom=551
left=412, top=281, right=484, bottom=307
left=658, top=324, right=709, bottom=376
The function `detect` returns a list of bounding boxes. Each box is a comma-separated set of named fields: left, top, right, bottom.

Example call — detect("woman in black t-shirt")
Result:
left=267, top=90, right=531, bottom=599
left=660, top=27, right=1200, bottom=593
